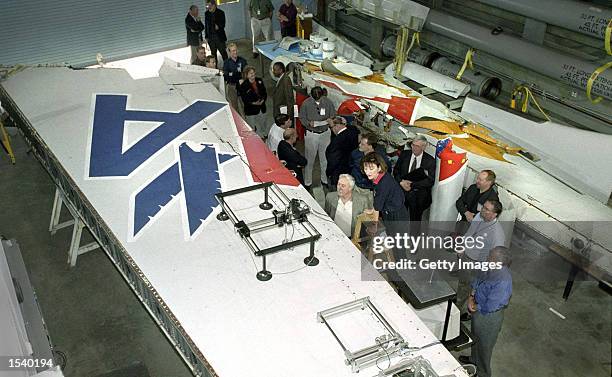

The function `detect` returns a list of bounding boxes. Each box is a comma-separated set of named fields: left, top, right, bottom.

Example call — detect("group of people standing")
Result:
left=187, top=4, right=510, bottom=375
left=317, top=124, right=511, bottom=377
left=185, top=1, right=298, bottom=138
left=186, top=0, right=298, bottom=63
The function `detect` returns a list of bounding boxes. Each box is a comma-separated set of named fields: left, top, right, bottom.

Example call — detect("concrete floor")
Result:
left=0, top=39, right=610, bottom=377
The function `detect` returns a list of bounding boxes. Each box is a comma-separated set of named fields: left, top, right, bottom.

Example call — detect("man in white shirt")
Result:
left=324, top=174, right=373, bottom=237
left=267, top=114, right=291, bottom=154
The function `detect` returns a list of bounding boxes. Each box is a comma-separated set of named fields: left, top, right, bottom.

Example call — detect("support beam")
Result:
left=48, top=187, right=100, bottom=267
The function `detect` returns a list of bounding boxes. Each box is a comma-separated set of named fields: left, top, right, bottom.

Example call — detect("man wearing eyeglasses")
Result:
left=456, top=199, right=506, bottom=320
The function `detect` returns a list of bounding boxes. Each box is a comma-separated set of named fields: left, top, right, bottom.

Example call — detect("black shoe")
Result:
left=253, top=52, right=260, bottom=59
left=458, top=355, right=473, bottom=364
left=460, top=312, right=472, bottom=322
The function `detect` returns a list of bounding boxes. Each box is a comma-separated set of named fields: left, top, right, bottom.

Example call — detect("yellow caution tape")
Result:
left=405, top=32, right=421, bottom=56
left=394, top=26, right=410, bottom=77
left=605, top=19, right=612, bottom=56
left=510, top=85, right=551, bottom=121
left=456, top=48, right=475, bottom=80
left=586, top=61, right=612, bottom=104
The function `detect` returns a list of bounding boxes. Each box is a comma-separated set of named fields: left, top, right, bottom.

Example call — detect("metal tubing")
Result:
left=475, top=0, right=612, bottom=40
left=215, top=181, right=272, bottom=198
left=430, top=56, right=502, bottom=100
left=318, top=297, right=370, bottom=320
left=424, top=9, right=612, bottom=101
left=319, top=316, right=348, bottom=352
left=441, top=299, right=452, bottom=342
left=366, top=299, right=400, bottom=336
left=270, top=184, right=291, bottom=204
left=256, top=234, right=318, bottom=256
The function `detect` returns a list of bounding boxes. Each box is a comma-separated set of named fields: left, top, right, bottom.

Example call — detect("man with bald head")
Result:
left=456, top=170, right=499, bottom=222
left=458, top=246, right=513, bottom=377
left=277, top=128, right=307, bottom=185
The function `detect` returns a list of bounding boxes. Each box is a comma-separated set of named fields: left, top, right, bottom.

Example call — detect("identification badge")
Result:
left=319, top=108, right=326, bottom=116
left=280, top=106, right=287, bottom=115
left=229, top=72, right=233, bottom=76
left=293, top=104, right=299, bottom=116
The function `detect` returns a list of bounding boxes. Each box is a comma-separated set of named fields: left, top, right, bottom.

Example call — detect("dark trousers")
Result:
left=208, top=37, right=228, bottom=63
left=281, top=25, right=297, bottom=38
left=381, top=207, right=410, bottom=262
left=405, top=190, right=431, bottom=222
left=471, top=310, right=504, bottom=377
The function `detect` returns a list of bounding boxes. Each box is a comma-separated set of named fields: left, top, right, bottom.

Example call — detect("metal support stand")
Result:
left=49, top=188, right=100, bottom=267
left=441, top=298, right=452, bottom=342
left=563, top=264, right=580, bottom=300
left=303, top=241, right=319, bottom=266
left=259, top=184, right=273, bottom=210
left=256, top=255, right=272, bottom=281
left=215, top=182, right=321, bottom=281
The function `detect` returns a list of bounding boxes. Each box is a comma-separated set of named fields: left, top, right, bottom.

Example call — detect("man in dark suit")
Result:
left=185, top=5, right=205, bottom=64
left=204, top=0, right=228, bottom=64
left=455, top=169, right=499, bottom=234
left=325, top=116, right=359, bottom=190
left=272, top=62, right=295, bottom=120
left=278, top=128, right=307, bottom=185
left=393, top=135, right=436, bottom=222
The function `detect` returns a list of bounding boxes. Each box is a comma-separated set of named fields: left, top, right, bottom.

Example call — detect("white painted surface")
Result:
left=3, top=67, right=467, bottom=377
left=387, top=62, right=471, bottom=99
left=461, top=97, right=612, bottom=204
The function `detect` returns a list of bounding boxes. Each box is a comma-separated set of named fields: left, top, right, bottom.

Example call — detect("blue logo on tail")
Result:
left=87, top=94, right=234, bottom=239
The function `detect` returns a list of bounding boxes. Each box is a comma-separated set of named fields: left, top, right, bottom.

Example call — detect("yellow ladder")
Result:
left=0, top=120, right=16, bottom=164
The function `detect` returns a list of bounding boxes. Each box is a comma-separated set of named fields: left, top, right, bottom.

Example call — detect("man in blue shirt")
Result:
left=459, top=246, right=512, bottom=377
left=223, top=43, right=248, bottom=116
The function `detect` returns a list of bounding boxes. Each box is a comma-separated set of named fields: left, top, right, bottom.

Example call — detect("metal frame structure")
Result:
left=317, top=297, right=406, bottom=373
left=376, top=356, right=439, bottom=377
left=49, top=188, right=100, bottom=267
left=0, top=85, right=218, bottom=377
left=214, top=182, right=321, bottom=281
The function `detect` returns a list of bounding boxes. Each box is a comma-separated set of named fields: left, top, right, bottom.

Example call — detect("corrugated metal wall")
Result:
left=0, top=0, right=217, bottom=67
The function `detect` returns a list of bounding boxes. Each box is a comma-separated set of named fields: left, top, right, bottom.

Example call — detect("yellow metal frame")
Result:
left=0, top=120, right=16, bottom=164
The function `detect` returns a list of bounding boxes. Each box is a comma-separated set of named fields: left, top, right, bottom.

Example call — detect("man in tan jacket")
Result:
left=325, top=174, right=373, bottom=237
left=272, top=62, right=295, bottom=120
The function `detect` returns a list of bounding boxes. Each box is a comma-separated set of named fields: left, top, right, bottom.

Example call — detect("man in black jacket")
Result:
left=393, top=135, right=436, bottom=222
left=455, top=169, right=499, bottom=233
left=204, top=0, right=228, bottom=64
left=278, top=128, right=307, bottom=185
left=185, top=5, right=205, bottom=64
left=325, top=116, right=359, bottom=190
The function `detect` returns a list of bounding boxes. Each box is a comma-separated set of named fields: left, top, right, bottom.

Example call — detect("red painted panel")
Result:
left=231, top=108, right=300, bottom=186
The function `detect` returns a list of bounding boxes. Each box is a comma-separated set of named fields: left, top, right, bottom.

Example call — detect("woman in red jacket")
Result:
left=238, top=66, right=268, bottom=138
